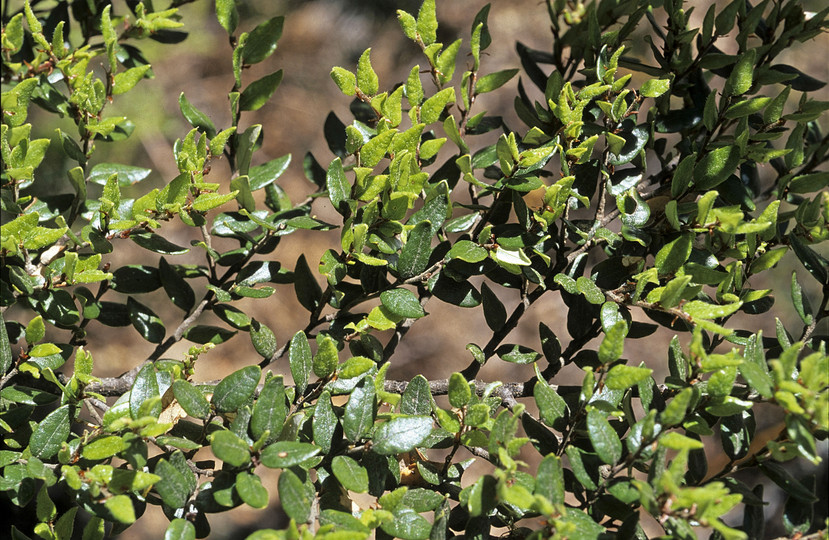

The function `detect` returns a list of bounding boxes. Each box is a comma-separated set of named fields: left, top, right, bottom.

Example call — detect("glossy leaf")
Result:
left=343, top=378, right=375, bottom=441
left=289, top=331, right=312, bottom=395
left=380, top=288, right=425, bottom=319
left=332, top=455, right=369, bottom=493
left=587, top=409, right=622, bottom=464
left=372, top=415, right=433, bottom=455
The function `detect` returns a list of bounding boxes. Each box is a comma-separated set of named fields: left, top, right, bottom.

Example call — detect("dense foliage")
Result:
left=1, top=0, right=828, bottom=538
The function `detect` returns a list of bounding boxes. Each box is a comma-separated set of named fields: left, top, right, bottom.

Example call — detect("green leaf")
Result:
left=372, top=415, right=433, bottom=455
left=249, top=154, right=291, bottom=190
left=448, top=240, right=487, bottom=263
left=89, top=163, right=152, bottom=186
left=497, top=344, right=540, bottom=364
left=343, top=378, right=375, bottom=441
left=236, top=472, right=269, bottom=509
left=576, top=276, right=605, bottom=304
left=250, top=319, right=277, bottom=359
left=357, top=48, right=379, bottom=95
left=694, top=145, right=740, bottom=190
left=289, top=331, right=312, bottom=396
left=586, top=409, right=622, bottom=464
left=436, top=39, right=462, bottom=85
left=313, top=391, right=338, bottom=453
left=104, top=495, right=135, bottom=524
left=536, top=454, right=565, bottom=505
left=178, top=93, right=215, bottom=138
left=172, top=380, right=210, bottom=419
left=448, top=372, right=471, bottom=408
left=380, top=288, right=426, bottom=319
left=251, top=374, right=287, bottom=442
left=130, top=363, right=161, bottom=419
left=277, top=469, right=312, bottom=522
left=382, top=507, right=431, bottom=540
left=360, top=128, right=396, bottom=168
left=655, top=234, right=693, bottom=275
left=476, top=69, right=519, bottom=94
left=192, top=191, right=238, bottom=212
left=164, top=518, right=196, bottom=540
left=421, top=88, right=455, bottom=124
left=212, top=365, right=260, bottom=413
left=154, top=455, right=194, bottom=508
left=82, top=435, right=126, bottom=460
left=598, top=321, right=627, bottom=364
left=332, top=455, right=369, bottom=493
left=608, top=124, right=648, bottom=166
left=239, top=70, right=283, bottom=111
left=723, top=49, right=756, bottom=97
left=683, top=300, right=742, bottom=320
left=211, top=429, right=251, bottom=467
left=330, top=67, right=357, bottom=96
left=313, top=335, right=339, bottom=378
left=640, top=78, right=670, bottom=98
left=0, top=312, right=12, bottom=374
left=182, top=325, right=236, bottom=345
left=535, top=380, right=567, bottom=427
left=398, top=220, right=432, bottom=279
left=29, top=404, right=70, bottom=459
left=400, top=375, right=432, bottom=416
left=416, top=0, right=438, bottom=45
left=215, top=0, right=238, bottom=35
left=242, top=16, right=284, bottom=64
left=605, top=364, right=653, bottom=390
left=260, top=441, right=321, bottom=468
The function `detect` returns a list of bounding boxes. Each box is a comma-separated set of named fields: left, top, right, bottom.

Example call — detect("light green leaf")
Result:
left=605, top=364, right=653, bottom=390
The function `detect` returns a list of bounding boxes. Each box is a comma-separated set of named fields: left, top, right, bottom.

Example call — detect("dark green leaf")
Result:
left=131, top=233, right=189, bottom=254
left=313, top=391, right=338, bottom=453
left=29, top=405, right=70, bottom=459
left=398, top=221, right=432, bottom=279
left=332, top=455, right=369, bottom=493
left=481, top=283, right=507, bottom=331
left=277, top=469, right=312, bottom=522
left=343, top=378, right=375, bottom=441
left=535, top=380, right=567, bottom=427
left=239, top=70, right=283, bottom=111
left=380, top=288, right=425, bottom=319
left=326, top=157, right=351, bottom=215
left=608, top=124, right=648, bottom=166
left=587, top=409, right=622, bottom=464
left=287, top=331, right=312, bottom=396
left=250, top=319, right=277, bottom=359
left=694, top=145, right=740, bottom=190
left=251, top=374, right=286, bottom=443
left=260, top=441, right=321, bottom=468
left=182, top=325, right=236, bottom=345
left=242, top=16, right=284, bottom=64
left=381, top=507, right=431, bottom=540
left=159, top=257, right=195, bottom=312
left=236, top=472, right=269, bottom=509
left=536, top=454, right=565, bottom=505
left=110, top=265, right=161, bottom=293
left=448, top=372, right=471, bottom=408
left=212, top=365, right=261, bottom=413
left=210, top=429, right=251, bottom=467
left=372, top=415, right=433, bottom=455
left=172, top=380, right=210, bottom=419
left=154, top=456, right=194, bottom=508
left=178, top=93, right=216, bottom=138
left=249, top=154, right=291, bottom=190
left=400, top=375, right=432, bottom=415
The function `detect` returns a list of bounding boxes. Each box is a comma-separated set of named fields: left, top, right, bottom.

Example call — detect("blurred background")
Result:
left=10, top=0, right=829, bottom=537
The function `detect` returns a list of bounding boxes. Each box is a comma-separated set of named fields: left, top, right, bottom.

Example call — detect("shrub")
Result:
left=1, top=0, right=828, bottom=539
